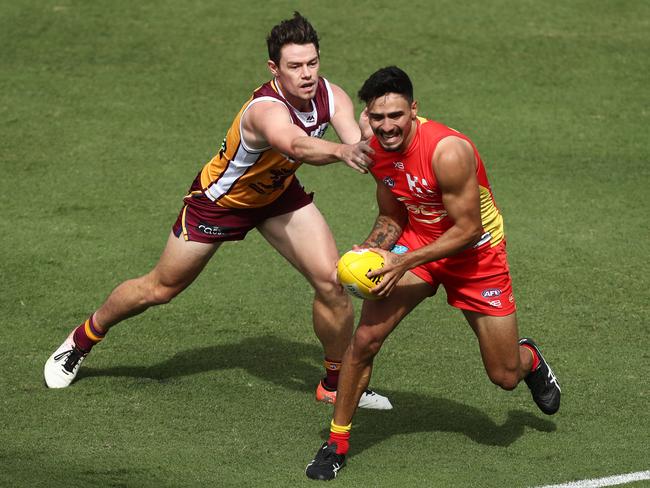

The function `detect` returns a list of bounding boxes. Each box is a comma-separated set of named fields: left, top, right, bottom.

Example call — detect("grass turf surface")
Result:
left=1, top=1, right=648, bottom=486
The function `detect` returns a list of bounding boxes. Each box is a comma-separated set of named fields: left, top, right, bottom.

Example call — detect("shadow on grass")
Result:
left=347, top=401, right=555, bottom=454
left=81, top=334, right=556, bottom=449
left=80, top=334, right=322, bottom=394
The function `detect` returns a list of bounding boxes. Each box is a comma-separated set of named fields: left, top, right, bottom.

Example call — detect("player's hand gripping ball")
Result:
left=337, top=250, right=384, bottom=300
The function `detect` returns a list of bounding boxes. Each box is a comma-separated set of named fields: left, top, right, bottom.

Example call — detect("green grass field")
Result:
left=1, top=1, right=648, bottom=486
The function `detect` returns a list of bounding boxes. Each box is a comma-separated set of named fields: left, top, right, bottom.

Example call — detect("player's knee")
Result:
left=151, top=286, right=178, bottom=305
left=139, top=269, right=189, bottom=306
left=314, top=274, right=350, bottom=307
left=487, top=368, right=519, bottom=391
left=351, top=327, right=384, bottom=361
left=149, top=281, right=183, bottom=305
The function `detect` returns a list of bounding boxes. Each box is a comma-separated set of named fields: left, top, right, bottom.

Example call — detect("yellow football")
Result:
left=337, top=249, right=385, bottom=300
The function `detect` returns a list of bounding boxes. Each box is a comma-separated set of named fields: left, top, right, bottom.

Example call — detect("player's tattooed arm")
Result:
left=360, top=182, right=407, bottom=250
left=361, top=215, right=403, bottom=250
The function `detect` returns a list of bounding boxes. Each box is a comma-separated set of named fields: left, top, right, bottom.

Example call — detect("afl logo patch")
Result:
left=383, top=176, right=395, bottom=188
left=481, top=288, right=502, bottom=298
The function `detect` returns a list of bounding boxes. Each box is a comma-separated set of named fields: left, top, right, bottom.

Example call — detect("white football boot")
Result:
left=358, top=389, right=393, bottom=410
left=44, top=331, right=88, bottom=388
left=316, top=381, right=393, bottom=410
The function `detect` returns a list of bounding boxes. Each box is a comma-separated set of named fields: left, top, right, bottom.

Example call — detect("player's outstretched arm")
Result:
left=328, top=83, right=362, bottom=145
left=244, top=99, right=373, bottom=173
left=328, top=83, right=376, bottom=171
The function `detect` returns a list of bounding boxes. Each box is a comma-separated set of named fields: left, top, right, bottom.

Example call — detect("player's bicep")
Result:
left=434, top=138, right=481, bottom=229
left=246, top=102, right=306, bottom=156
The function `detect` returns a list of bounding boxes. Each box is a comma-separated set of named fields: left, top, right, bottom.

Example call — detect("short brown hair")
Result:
left=267, top=12, right=320, bottom=64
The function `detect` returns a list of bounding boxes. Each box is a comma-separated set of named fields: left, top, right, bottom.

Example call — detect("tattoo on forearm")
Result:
left=363, top=216, right=402, bottom=249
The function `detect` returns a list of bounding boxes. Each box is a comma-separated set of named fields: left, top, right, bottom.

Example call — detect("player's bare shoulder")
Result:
left=433, top=135, right=476, bottom=171
left=241, top=98, right=293, bottom=150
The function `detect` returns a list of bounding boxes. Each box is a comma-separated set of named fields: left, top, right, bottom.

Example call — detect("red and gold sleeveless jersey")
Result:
left=199, top=77, right=335, bottom=208
left=369, top=117, right=504, bottom=250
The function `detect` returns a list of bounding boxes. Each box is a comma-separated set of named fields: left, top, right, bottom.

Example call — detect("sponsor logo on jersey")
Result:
left=488, top=300, right=502, bottom=307
left=481, top=288, right=502, bottom=298
left=406, top=172, right=438, bottom=199
left=306, top=114, right=315, bottom=122
left=383, top=176, right=395, bottom=188
left=393, top=161, right=405, bottom=170
left=249, top=168, right=294, bottom=195
left=397, top=198, right=447, bottom=223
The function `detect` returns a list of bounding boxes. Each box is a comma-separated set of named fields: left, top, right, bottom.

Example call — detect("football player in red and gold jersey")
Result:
left=306, top=67, right=561, bottom=480
left=44, top=13, right=391, bottom=410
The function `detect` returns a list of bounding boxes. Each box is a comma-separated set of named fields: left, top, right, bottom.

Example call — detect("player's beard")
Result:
left=377, top=130, right=403, bottom=152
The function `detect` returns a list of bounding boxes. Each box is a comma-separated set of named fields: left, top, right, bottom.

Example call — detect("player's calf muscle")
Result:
left=490, top=372, right=519, bottom=391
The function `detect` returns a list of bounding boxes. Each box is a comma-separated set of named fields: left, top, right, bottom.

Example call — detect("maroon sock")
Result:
left=323, top=358, right=341, bottom=389
left=72, top=315, right=105, bottom=353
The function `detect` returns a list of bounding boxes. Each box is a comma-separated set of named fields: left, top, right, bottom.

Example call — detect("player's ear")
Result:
left=411, top=100, right=418, bottom=119
left=267, top=60, right=279, bottom=77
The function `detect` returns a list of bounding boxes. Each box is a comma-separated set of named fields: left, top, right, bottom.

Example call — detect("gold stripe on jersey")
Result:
left=199, top=95, right=299, bottom=209
left=479, top=185, right=504, bottom=247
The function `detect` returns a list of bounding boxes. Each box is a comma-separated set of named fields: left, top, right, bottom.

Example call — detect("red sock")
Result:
left=323, top=358, right=341, bottom=390
left=521, top=344, right=540, bottom=372
left=73, top=315, right=106, bottom=353
left=328, top=431, right=350, bottom=455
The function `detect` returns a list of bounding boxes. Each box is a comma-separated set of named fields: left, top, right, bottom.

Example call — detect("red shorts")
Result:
left=396, top=237, right=516, bottom=317
left=172, top=172, right=313, bottom=243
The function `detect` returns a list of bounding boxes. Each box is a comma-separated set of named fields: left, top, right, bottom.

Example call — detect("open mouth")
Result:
left=380, top=133, right=400, bottom=144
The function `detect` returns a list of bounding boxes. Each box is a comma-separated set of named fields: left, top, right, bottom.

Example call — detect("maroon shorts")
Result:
left=172, top=172, right=313, bottom=243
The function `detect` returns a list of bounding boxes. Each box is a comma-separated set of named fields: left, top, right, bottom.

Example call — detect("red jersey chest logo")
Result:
left=405, top=172, right=438, bottom=200
left=398, top=171, right=447, bottom=224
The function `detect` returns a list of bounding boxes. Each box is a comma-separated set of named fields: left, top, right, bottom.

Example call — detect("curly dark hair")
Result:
left=358, top=66, right=414, bottom=105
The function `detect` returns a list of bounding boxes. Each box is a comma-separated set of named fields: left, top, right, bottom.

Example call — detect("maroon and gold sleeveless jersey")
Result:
left=369, top=117, right=504, bottom=250
left=199, top=77, right=335, bottom=208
